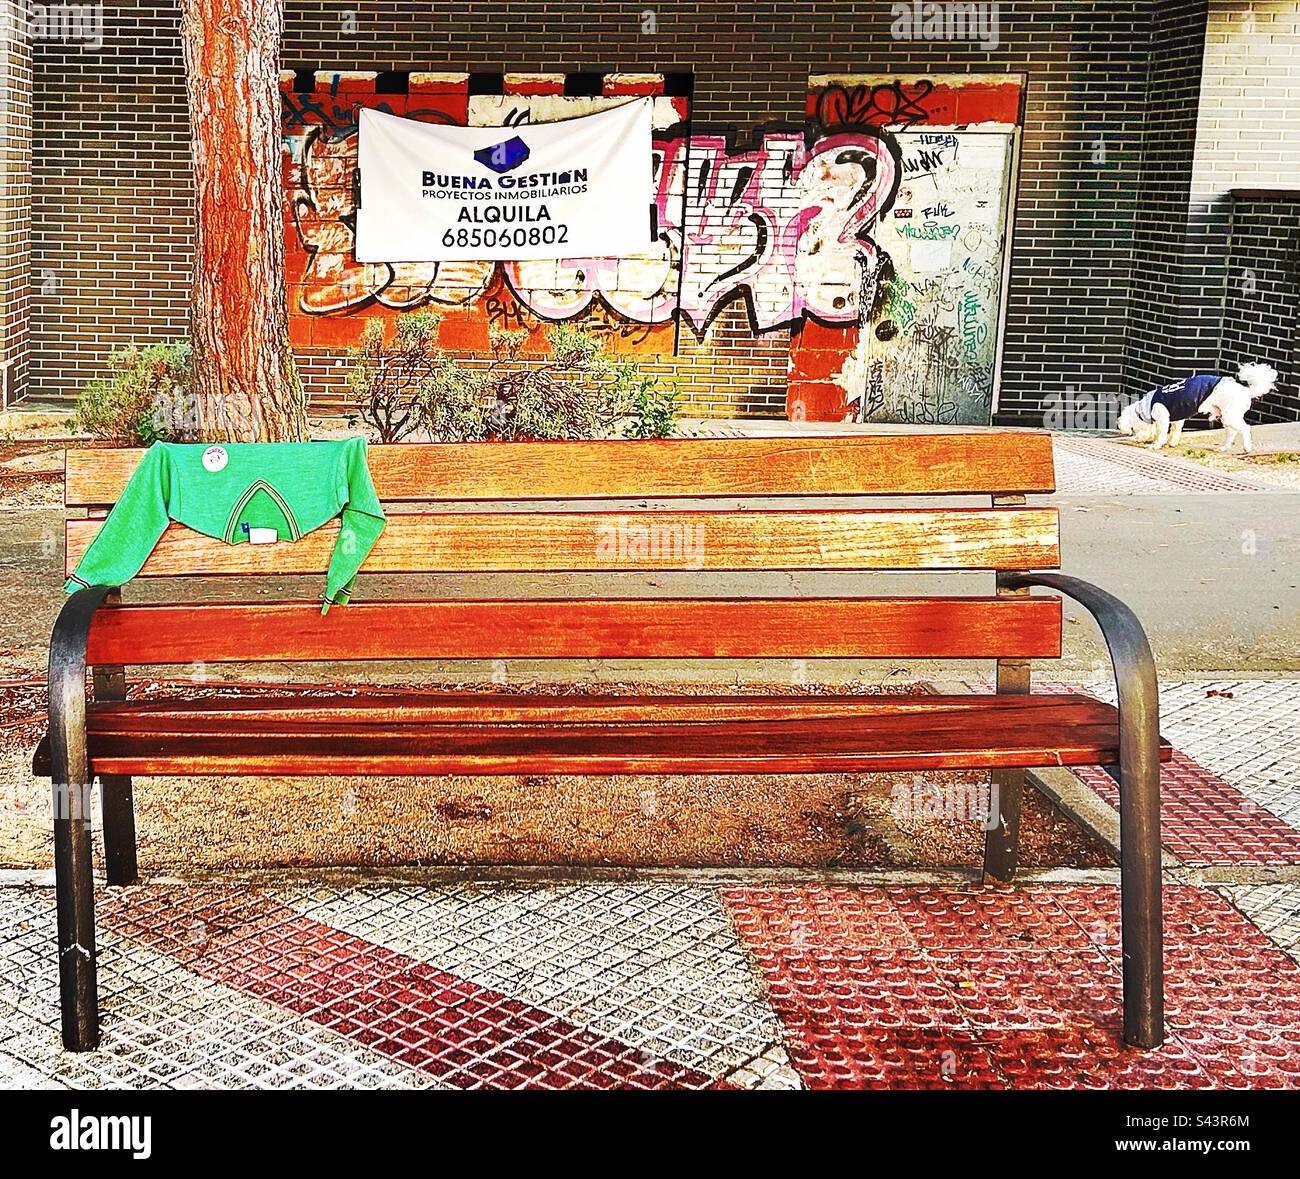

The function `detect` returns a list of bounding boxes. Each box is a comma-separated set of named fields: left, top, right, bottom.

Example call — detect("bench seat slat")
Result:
left=83, top=598, right=1062, bottom=664
left=64, top=434, right=1056, bottom=506
left=66, top=507, right=1060, bottom=578
left=71, top=691, right=1074, bottom=725
left=32, top=694, right=1171, bottom=777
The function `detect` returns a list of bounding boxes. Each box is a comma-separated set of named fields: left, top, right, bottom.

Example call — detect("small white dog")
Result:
left=1117, top=362, right=1278, bottom=452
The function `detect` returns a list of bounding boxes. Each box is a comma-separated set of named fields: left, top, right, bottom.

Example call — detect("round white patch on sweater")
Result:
left=202, top=445, right=228, bottom=473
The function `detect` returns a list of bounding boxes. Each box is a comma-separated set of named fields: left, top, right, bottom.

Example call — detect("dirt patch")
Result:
left=0, top=440, right=67, bottom=508
left=1178, top=445, right=1300, bottom=490
left=2, top=677, right=1112, bottom=873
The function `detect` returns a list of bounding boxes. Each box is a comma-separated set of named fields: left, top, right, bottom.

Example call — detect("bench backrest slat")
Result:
left=64, top=435, right=1061, bottom=667
left=84, top=598, right=1063, bottom=665
left=64, top=434, right=1056, bottom=507
left=64, top=507, right=1060, bottom=577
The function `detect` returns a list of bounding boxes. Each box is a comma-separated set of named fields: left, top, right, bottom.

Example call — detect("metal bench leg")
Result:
left=982, top=768, right=1024, bottom=885
left=49, top=586, right=113, bottom=1051
left=94, top=644, right=138, bottom=887
left=1119, top=677, right=1164, bottom=1049
left=998, top=572, right=1164, bottom=1049
left=982, top=654, right=1030, bottom=885
left=52, top=775, right=99, bottom=1051
left=51, top=667, right=100, bottom=1051
left=99, top=776, right=138, bottom=887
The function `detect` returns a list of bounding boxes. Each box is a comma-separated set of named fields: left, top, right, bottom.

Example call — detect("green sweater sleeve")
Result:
left=322, top=438, right=386, bottom=613
left=64, top=443, right=173, bottom=593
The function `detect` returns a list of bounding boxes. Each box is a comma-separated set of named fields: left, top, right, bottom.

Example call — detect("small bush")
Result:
left=347, top=313, right=678, bottom=443
left=624, top=379, right=682, bottom=439
left=72, top=343, right=193, bottom=444
left=346, top=312, right=444, bottom=443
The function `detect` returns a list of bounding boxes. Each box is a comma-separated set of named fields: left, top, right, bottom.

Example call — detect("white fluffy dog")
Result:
left=1117, top=362, right=1278, bottom=452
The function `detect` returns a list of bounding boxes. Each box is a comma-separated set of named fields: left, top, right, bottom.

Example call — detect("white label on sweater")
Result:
left=202, top=445, right=228, bottom=473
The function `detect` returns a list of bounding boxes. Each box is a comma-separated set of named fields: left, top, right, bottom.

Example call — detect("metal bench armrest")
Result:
left=49, top=585, right=118, bottom=783
left=998, top=571, right=1164, bottom=1048
left=998, top=572, right=1159, bottom=760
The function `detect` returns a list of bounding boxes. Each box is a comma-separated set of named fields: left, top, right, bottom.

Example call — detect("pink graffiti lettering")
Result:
left=678, top=132, right=896, bottom=331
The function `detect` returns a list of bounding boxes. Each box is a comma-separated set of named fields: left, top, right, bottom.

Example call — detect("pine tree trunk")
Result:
left=180, top=0, right=306, bottom=441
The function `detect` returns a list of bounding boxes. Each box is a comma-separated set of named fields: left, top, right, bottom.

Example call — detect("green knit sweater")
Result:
left=65, top=439, right=386, bottom=613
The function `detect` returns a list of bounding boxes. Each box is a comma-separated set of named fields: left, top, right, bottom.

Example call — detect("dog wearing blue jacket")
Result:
left=1117, top=363, right=1279, bottom=452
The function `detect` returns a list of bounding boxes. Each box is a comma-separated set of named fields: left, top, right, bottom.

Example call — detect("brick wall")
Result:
left=0, top=0, right=31, bottom=407
left=1125, top=0, right=1209, bottom=398
left=1220, top=192, right=1300, bottom=422
left=24, top=0, right=1257, bottom=427
left=1182, top=1, right=1300, bottom=381
left=29, top=2, right=192, bottom=407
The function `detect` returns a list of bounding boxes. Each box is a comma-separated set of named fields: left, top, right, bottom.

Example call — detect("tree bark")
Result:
left=181, top=0, right=307, bottom=441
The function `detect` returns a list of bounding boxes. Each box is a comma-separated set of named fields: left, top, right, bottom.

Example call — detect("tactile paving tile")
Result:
left=1059, top=886, right=1300, bottom=1089
left=97, top=887, right=724, bottom=1090
left=1075, top=754, right=1300, bottom=865
left=1051, top=444, right=1190, bottom=496
left=1142, top=680, right=1300, bottom=831
left=1051, top=435, right=1269, bottom=493
left=725, top=884, right=1300, bottom=1089
left=276, top=882, right=800, bottom=1088
left=0, top=887, right=443, bottom=1090
left=1079, top=679, right=1300, bottom=858
left=1216, top=885, right=1300, bottom=965
left=0, top=883, right=791, bottom=1091
left=7, top=880, right=1300, bottom=1089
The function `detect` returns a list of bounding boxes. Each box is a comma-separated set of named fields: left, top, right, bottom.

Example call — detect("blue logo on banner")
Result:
left=475, top=135, right=531, bottom=174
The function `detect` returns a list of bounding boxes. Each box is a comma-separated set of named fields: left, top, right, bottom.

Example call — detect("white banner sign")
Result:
left=355, top=100, right=654, bottom=263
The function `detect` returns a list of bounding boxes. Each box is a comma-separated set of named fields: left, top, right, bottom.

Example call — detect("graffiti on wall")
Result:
left=283, top=78, right=900, bottom=355
left=282, top=72, right=1021, bottom=420
left=851, top=131, right=1014, bottom=424
left=789, top=76, right=1019, bottom=422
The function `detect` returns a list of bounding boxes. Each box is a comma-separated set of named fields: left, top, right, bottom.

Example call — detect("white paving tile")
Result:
left=0, top=887, right=442, bottom=1090
left=1217, top=884, right=1300, bottom=964
left=278, top=882, right=802, bottom=1089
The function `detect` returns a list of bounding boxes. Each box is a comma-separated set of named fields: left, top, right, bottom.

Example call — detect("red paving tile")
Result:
left=99, top=889, right=720, bottom=1090
left=890, top=886, right=1090, bottom=950
left=926, top=948, right=1119, bottom=1029
left=1076, top=753, right=1300, bottom=865
left=724, top=885, right=1300, bottom=1089
left=792, top=1027, right=1012, bottom=1089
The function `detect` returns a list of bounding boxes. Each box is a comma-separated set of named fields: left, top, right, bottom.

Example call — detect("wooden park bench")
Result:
left=37, top=433, right=1168, bottom=1053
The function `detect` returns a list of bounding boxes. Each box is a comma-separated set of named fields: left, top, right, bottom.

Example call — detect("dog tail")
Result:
left=1237, top=362, right=1279, bottom=397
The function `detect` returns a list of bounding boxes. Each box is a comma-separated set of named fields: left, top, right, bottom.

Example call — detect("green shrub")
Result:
left=623, top=379, right=682, bottom=440
left=72, top=343, right=193, bottom=444
left=347, top=313, right=678, bottom=443
left=346, top=312, right=443, bottom=443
